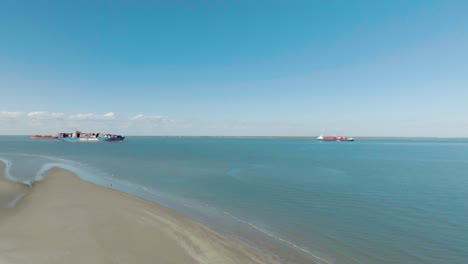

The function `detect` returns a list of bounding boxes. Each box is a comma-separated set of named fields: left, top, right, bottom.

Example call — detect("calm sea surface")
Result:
left=1, top=136, right=467, bottom=263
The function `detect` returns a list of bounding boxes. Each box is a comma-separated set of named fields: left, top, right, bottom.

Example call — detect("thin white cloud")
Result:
left=0, top=111, right=23, bottom=119
left=0, top=110, right=178, bottom=135
left=68, top=112, right=116, bottom=121
left=103, top=112, right=116, bottom=119
left=27, top=111, right=65, bottom=119
left=68, top=113, right=94, bottom=120
left=130, top=114, right=172, bottom=122
left=2, top=111, right=163, bottom=122
left=130, top=114, right=146, bottom=121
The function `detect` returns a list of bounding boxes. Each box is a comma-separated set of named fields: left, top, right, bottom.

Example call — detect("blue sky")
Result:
left=1, top=1, right=467, bottom=136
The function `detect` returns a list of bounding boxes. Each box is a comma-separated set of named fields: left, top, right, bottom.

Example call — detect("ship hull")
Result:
left=31, top=135, right=57, bottom=139
left=318, top=136, right=354, bottom=141
left=58, top=137, right=125, bottom=142
left=320, top=139, right=354, bottom=142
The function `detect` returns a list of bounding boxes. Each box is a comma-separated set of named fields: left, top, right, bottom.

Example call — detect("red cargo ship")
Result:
left=31, top=135, right=58, bottom=139
left=317, top=135, right=354, bottom=141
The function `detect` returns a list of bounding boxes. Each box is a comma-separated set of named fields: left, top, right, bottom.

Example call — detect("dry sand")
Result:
left=0, top=162, right=278, bottom=264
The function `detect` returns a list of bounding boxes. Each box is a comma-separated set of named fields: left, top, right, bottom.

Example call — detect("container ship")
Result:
left=57, top=131, right=125, bottom=142
left=317, top=135, right=354, bottom=141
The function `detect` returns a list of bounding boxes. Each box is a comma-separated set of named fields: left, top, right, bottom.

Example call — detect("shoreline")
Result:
left=0, top=162, right=279, bottom=264
left=0, top=161, right=29, bottom=209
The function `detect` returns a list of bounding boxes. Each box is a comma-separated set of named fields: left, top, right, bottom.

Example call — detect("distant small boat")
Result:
left=57, top=131, right=125, bottom=142
left=31, top=135, right=58, bottom=139
left=317, top=135, right=354, bottom=142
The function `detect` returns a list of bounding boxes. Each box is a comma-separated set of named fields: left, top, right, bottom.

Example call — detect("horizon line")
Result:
left=1, top=135, right=468, bottom=139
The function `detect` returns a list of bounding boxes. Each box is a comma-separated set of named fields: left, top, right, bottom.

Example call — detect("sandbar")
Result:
left=0, top=163, right=278, bottom=264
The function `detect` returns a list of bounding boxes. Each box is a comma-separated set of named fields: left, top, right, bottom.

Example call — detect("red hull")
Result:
left=320, top=136, right=354, bottom=141
left=31, top=135, right=58, bottom=139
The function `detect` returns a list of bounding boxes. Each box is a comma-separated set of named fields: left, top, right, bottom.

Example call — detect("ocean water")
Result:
left=0, top=136, right=467, bottom=263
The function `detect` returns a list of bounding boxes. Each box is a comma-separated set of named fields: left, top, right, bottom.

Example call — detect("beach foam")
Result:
left=0, top=160, right=29, bottom=209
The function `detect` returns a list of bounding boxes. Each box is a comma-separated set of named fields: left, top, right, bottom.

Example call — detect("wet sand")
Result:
left=0, top=162, right=278, bottom=264
left=0, top=162, right=29, bottom=209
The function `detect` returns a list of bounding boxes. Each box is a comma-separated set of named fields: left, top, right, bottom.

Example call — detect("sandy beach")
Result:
left=0, top=162, right=278, bottom=264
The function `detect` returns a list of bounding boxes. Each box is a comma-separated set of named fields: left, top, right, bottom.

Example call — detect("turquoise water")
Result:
left=1, top=136, right=467, bottom=263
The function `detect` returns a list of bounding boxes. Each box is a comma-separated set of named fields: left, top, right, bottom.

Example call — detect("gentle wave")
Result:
left=0, top=157, right=32, bottom=185
left=222, top=211, right=332, bottom=264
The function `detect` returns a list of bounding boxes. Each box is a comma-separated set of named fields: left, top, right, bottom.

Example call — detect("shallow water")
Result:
left=1, top=136, right=467, bottom=263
